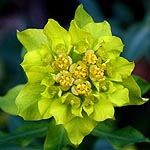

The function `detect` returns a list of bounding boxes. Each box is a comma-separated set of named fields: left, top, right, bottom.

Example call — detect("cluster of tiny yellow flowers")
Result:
left=53, top=50, right=106, bottom=96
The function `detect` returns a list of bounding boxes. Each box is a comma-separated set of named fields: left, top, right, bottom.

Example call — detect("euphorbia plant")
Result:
left=0, top=4, right=149, bottom=149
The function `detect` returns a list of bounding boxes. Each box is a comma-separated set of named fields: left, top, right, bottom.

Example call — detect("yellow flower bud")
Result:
left=83, top=50, right=97, bottom=65
left=53, top=53, right=72, bottom=71
left=71, top=79, right=91, bottom=96
left=89, top=65, right=105, bottom=81
left=56, top=70, right=74, bottom=91
left=70, top=61, right=88, bottom=80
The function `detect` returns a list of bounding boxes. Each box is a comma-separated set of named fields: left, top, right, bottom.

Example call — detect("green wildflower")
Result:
left=16, top=4, right=146, bottom=145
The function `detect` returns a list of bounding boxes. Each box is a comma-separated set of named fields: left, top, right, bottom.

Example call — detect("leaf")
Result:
left=92, top=121, right=149, bottom=149
left=0, top=145, right=42, bottom=150
left=122, top=76, right=148, bottom=105
left=133, top=75, right=150, bottom=95
left=83, top=21, right=112, bottom=40
left=95, top=36, right=124, bottom=60
left=89, top=98, right=114, bottom=121
left=44, top=119, right=72, bottom=150
left=43, top=19, right=71, bottom=54
left=107, top=57, right=134, bottom=82
left=15, top=83, right=45, bottom=120
left=17, top=29, right=49, bottom=52
left=108, top=83, right=130, bottom=107
left=64, top=114, right=97, bottom=145
left=69, top=20, right=93, bottom=54
left=0, top=85, right=24, bottom=115
left=38, top=97, right=53, bottom=119
left=0, top=121, right=48, bottom=145
left=74, top=4, right=93, bottom=28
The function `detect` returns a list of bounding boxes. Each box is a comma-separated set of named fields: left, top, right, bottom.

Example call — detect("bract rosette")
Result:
left=16, top=4, right=145, bottom=145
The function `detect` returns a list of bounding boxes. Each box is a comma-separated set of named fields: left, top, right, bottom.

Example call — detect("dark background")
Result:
left=0, top=0, right=150, bottom=149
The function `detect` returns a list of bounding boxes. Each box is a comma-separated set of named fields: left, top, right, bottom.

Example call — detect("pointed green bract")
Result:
left=0, top=85, right=24, bottom=115
left=15, top=4, right=149, bottom=146
left=21, top=45, right=53, bottom=72
left=69, top=20, right=93, bottom=54
left=50, top=98, right=75, bottom=124
left=95, top=36, right=124, bottom=60
left=17, top=29, right=48, bottom=52
left=107, top=57, right=134, bottom=82
left=16, top=83, right=45, bottom=120
left=83, top=21, right=112, bottom=40
left=44, top=19, right=72, bottom=54
left=64, top=114, right=97, bottom=145
left=108, top=83, right=130, bottom=106
left=38, top=97, right=53, bottom=119
left=89, top=98, right=114, bottom=121
left=21, top=45, right=54, bottom=83
left=74, top=4, right=93, bottom=28
left=122, top=76, right=146, bottom=105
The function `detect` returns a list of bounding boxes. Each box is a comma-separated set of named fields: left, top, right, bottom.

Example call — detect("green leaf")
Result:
left=69, top=20, right=93, bottom=54
left=95, top=36, right=124, bottom=59
left=50, top=98, right=75, bottom=125
left=83, top=21, right=112, bottom=41
left=15, top=83, right=45, bottom=120
left=0, top=121, right=48, bottom=145
left=122, top=76, right=148, bottom=105
left=43, top=19, right=71, bottom=54
left=74, top=4, right=93, bottom=28
left=133, top=75, right=150, bottom=95
left=109, top=83, right=130, bottom=107
left=21, top=44, right=53, bottom=71
left=110, top=126, right=149, bottom=149
left=0, top=145, right=42, bottom=150
left=92, top=121, right=149, bottom=149
left=0, top=85, right=24, bottom=115
left=44, top=119, right=72, bottom=150
left=38, top=97, right=53, bottom=119
left=107, top=57, right=134, bottom=82
left=64, top=114, right=97, bottom=145
left=21, top=45, right=54, bottom=83
left=17, top=29, right=48, bottom=52
left=21, top=46, right=53, bottom=82
left=89, top=97, right=114, bottom=121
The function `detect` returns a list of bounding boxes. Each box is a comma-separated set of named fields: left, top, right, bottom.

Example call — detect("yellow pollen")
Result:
left=71, top=79, right=91, bottom=96
left=89, top=65, right=105, bottom=81
left=53, top=54, right=72, bottom=71
left=56, top=71, right=74, bottom=91
left=83, top=50, right=97, bottom=65
left=70, top=61, right=88, bottom=80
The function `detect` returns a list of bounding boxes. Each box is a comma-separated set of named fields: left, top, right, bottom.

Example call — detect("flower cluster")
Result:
left=16, top=5, right=144, bottom=145
left=54, top=50, right=106, bottom=96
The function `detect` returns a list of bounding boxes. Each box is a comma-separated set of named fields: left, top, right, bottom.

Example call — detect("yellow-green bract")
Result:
left=16, top=4, right=145, bottom=145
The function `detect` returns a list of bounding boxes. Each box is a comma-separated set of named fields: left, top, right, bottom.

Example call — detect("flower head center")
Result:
left=71, top=79, right=91, bottom=96
left=83, top=50, right=97, bottom=65
left=56, top=71, right=74, bottom=91
left=53, top=54, right=72, bottom=71
left=89, top=65, right=105, bottom=81
left=70, top=61, right=88, bottom=80
left=53, top=49, right=107, bottom=96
